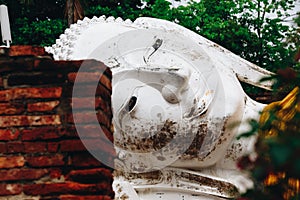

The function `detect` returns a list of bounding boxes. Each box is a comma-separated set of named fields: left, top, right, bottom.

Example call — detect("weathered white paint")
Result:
left=46, top=16, right=273, bottom=199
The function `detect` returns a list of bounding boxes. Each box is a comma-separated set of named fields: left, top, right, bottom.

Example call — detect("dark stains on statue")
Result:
left=114, top=170, right=163, bottom=185
left=115, top=119, right=177, bottom=153
left=180, top=172, right=239, bottom=197
left=183, top=124, right=207, bottom=156
left=115, top=116, right=230, bottom=162
left=114, top=168, right=239, bottom=198
left=180, top=116, right=229, bottom=161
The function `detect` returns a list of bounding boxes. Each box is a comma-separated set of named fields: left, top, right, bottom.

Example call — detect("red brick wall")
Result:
left=0, top=46, right=114, bottom=199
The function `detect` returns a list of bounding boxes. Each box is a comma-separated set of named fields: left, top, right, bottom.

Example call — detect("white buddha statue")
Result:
left=46, top=16, right=273, bottom=199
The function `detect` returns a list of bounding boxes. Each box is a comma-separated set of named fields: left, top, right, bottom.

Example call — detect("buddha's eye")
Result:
left=126, top=96, right=137, bottom=112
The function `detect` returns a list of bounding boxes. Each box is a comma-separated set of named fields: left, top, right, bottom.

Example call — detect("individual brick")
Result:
left=67, top=111, right=111, bottom=128
left=23, top=182, right=113, bottom=196
left=34, top=60, right=109, bottom=74
left=21, top=127, right=61, bottom=141
left=58, top=135, right=114, bottom=158
left=0, top=129, right=20, bottom=141
left=35, top=60, right=83, bottom=71
left=7, top=141, right=49, bottom=154
left=74, top=125, right=113, bottom=142
left=66, top=168, right=112, bottom=184
left=59, top=140, right=86, bottom=152
left=24, top=142, right=48, bottom=153
left=6, top=142, right=24, bottom=153
left=67, top=143, right=115, bottom=169
left=0, top=143, right=7, bottom=153
left=0, top=184, right=22, bottom=196
left=68, top=153, right=103, bottom=167
left=0, top=156, right=25, bottom=169
left=26, top=154, right=65, bottom=167
left=27, top=101, right=60, bottom=112
left=73, top=60, right=108, bottom=73
left=0, top=103, right=24, bottom=115
left=0, top=57, right=35, bottom=73
left=2, top=45, right=48, bottom=57
left=68, top=72, right=102, bottom=83
left=67, top=72, right=112, bottom=91
left=66, top=112, right=93, bottom=124
left=0, top=87, right=62, bottom=101
left=66, top=85, right=111, bottom=102
left=0, top=115, right=61, bottom=127
left=0, top=168, right=49, bottom=181
left=71, top=97, right=111, bottom=114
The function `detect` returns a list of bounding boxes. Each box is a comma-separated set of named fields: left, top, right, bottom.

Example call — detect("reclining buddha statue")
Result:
left=46, top=16, right=274, bottom=199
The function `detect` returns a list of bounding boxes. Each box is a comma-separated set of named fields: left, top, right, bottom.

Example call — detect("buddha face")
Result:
left=112, top=69, right=216, bottom=172
left=103, top=30, right=240, bottom=173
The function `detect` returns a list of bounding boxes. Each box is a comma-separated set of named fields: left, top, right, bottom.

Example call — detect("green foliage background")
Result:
left=0, top=0, right=299, bottom=73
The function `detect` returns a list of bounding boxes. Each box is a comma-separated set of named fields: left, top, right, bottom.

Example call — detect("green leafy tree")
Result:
left=169, top=0, right=298, bottom=72
left=141, top=0, right=173, bottom=19
left=12, top=18, right=66, bottom=46
left=235, top=0, right=297, bottom=70
left=0, top=0, right=85, bottom=44
left=1, top=0, right=298, bottom=69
